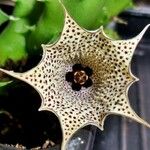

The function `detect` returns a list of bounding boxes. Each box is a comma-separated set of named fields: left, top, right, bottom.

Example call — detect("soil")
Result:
left=0, top=81, right=62, bottom=149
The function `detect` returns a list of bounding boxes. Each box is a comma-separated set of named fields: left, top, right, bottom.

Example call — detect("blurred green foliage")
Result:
left=63, top=0, right=132, bottom=29
left=0, top=0, right=133, bottom=88
left=0, top=9, right=9, bottom=25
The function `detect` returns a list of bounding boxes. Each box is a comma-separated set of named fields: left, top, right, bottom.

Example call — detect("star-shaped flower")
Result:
left=0, top=2, right=150, bottom=150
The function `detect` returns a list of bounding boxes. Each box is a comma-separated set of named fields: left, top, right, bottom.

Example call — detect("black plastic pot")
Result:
left=116, top=5, right=150, bottom=39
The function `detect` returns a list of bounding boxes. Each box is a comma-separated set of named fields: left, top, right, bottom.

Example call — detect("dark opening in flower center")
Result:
left=74, top=70, right=88, bottom=85
left=65, top=64, right=93, bottom=91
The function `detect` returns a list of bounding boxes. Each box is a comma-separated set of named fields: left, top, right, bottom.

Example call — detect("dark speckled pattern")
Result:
left=67, top=40, right=150, bottom=150
left=91, top=41, right=150, bottom=150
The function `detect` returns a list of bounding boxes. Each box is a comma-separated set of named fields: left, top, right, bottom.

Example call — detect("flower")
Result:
left=0, top=2, right=150, bottom=150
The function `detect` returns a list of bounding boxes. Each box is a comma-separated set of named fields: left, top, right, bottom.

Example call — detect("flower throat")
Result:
left=65, top=64, right=93, bottom=91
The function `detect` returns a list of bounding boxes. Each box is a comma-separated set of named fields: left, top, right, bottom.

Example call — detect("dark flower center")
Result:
left=74, top=70, right=88, bottom=85
left=65, top=64, right=93, bottom=91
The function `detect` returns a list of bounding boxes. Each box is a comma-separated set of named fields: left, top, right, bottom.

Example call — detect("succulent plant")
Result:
left=1, top=1, right=150, bottom=150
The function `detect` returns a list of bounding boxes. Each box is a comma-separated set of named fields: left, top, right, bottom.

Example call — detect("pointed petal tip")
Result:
left=134, top=113, right=150, bottom=129
left=0, top=68, right=13, bottom=75
left=125, top=110, right=150, bottom=129
left=142, top=23, right=150, bottom=32
left=145, top=24, right=150, bottom=29
left=132, top=75, right=139, bottom=82
left=135, top=77, right=139, bottom=82
left=41, top=44, right=47, bottom=50
left=137, top=117, right=150, bottom=129
left=100, top=26, right=104, bottom=30
left=98, top=25, right=114, bottom=40
left=143, top=121, right=150, bottom=129
left=41, top=44, right=45, bottom=48
left=38, top=105, right=49, bottom=112
left=38, top=106, right=44, bottom=111
left=100, top=125, right=104, bottom=131
left=0, top=68, right=6, bottom=72
left=136, top=24, right=150, bottom=40
left=41, top=43, right=53, bottom=52
left=96, top=26, right=104, bottom=34
left=0, top=68, right=23, bottom=81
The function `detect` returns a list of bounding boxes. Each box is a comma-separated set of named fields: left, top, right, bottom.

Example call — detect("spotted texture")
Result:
left=0, top=3, right=150, bottom=150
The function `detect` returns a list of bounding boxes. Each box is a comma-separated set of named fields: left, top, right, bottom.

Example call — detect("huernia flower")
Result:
left=0, top=1, right=150, bottom=150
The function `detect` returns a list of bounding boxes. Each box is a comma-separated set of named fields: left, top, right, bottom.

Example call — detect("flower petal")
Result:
left=57, top=104, right=107, bottom=150
left=0, top=1, right=150, bottom=150
left=72, top=63, right=83, bottom=71
left=83, top=78, right=93, bottom=88
left=84, top=66, right=93, bottom=77
left=71, top=82, right=81, bottom=91
left=108, top=94, right=150, bottom=129
left=65, top=72, right=74, bottom=82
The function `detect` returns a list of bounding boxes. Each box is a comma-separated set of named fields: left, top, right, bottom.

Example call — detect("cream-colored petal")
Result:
left=112, top=24, right=150, bottom=65
left=103, top=25, right=150, bottom=128
left=45, top=10, right=87, bottom=50
left=38, top=46, right=110, bottom=149
left=0, top=47, right=66, bottom=112
left=39, top=93, right=107, bottom=150
left=0, top=1, right=150, bottom=149
left=57, top=106, right=106, bottom=150
left=0, top=49, right=47, bottom=92
left=108, top=93, right=150, bottom=128
left=46, top=1, right=102, bottom=50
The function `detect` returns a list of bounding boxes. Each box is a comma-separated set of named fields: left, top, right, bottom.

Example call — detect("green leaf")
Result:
left=0, top=0, right=37, bottom=67
left=0, top=25, right=27, bottom=65
left=63, top=0, right=133, bottom=30
left=0, top=81, right=12, bottom=87
left=26, top=0, right=64, bottom=55
left=0, top=9, right=9, bottom=25
left=102, top=0, right=133, bottom=18
left=13, top=0, right=37, bottom=17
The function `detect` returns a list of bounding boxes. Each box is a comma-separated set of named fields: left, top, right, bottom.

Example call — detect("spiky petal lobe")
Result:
left=0, top=2, right=150, bottom=150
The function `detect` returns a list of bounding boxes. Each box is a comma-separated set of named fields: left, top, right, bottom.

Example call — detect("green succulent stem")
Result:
left=26, top=0, right=64, bottom=55
left=0, top=9, right=9, bottom=25
left=0, top=0, right=37, bottom=66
